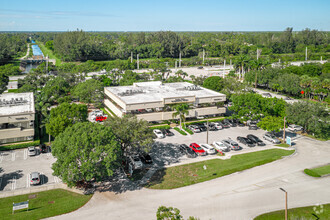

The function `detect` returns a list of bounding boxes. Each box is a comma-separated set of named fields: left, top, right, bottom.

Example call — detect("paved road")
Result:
left=50, top=137, right=330, bottom=220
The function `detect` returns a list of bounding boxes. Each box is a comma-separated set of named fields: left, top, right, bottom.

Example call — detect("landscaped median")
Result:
left=0, top=189, right=92, bottom=220
left=304, top=164, right=330, bottom=177
left=145, top=149, right=294, bottom=189
left=254, top=203, right=330, bottom=220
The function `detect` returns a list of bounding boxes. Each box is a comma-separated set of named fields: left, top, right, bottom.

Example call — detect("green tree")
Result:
left=103, top=114, right=154, bottom=156
left=257, top=116, right=284, bottom=132
left=46, top=102, right=88, bottom=137
left=172, top=103, right=190, bottom=129
left=42, top=77, right=70, bottom=103
left=52, top=122, right=121, bottom=187
left=202, top=76, right=224, bottom=92
left=71, top=79, right=103, bottom=107
left=0, top=72, right=9, bottom=94
left=157, top=206, right=183, bottom=220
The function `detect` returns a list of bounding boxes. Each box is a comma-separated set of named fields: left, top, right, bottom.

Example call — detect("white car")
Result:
left=188, top=125, right=201, bottom=133
left=287, top=124, right=303, bottom=132
left=199, top=144, right=217, bottom=155
left=30, top=172, right=40, bottom=185
left=28, top=146, right=37, bottom=156
left=213, top=122, right=223, bottom=130
left=212, top=141, right=229, bottom=152
left=153, top=129, right=165, bottom=138
left=129, top=156, right=143, bottom=170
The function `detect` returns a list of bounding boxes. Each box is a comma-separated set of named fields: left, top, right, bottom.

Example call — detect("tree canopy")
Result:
left=71, top=79, right=104, bottom=107
left=202, top=76, right=224, bottom=92
left=52, top=122, right=121, bottom=187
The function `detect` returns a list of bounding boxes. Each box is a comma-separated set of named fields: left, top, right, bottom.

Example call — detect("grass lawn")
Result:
left=304, top=164, right=330, bottom=177
left=254, top=203, right=330, bottom=220
left=37, top=41, right=62, bottom=65
left=275, top=143, right=290, bottom=148
left=145, top=149, right=294, bottom=189
left=0, top=189, right=92, bottom=220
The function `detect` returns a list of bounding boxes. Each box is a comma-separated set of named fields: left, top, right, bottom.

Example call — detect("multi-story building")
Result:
left=0, top=92, right=35, bottom=144
left=104, top=81, right=226, bottom=122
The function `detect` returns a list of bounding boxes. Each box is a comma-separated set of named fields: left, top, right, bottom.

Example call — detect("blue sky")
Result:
left=1, top=0, right=329, bottom=31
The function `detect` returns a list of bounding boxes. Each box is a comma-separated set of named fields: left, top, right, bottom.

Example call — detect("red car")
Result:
left=96, top=116, right=107, bottom=122
left=189, top=143, right=207, bottom=156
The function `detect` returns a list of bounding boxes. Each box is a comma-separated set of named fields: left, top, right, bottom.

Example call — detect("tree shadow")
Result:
left=149, top=142, right=183, bottom=168
left=0, top=170, right=24, bottom=191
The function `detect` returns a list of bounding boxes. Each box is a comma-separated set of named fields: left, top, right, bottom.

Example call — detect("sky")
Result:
left=1, top=0, right=329, bottom=31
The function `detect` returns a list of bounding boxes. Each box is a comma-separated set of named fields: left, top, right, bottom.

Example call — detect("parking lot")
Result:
left=0, top=147, right=60, bottom=192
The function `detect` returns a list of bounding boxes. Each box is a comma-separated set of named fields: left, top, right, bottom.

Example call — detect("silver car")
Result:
left=263, top=132, right=281, bottom=144
left=28, top=146, right=37, bottom=156
left=30, top=172, right=40, bottom=185
left=222, top=139, right=241, bottom=150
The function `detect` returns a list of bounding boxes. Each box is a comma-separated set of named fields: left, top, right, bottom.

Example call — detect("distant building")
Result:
left=104, top=81, right=226, bottom=122
left=0, top=92, right=35, bottom=144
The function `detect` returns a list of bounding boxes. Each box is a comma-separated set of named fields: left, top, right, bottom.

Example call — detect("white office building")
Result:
left=0, top=92, right=35, bottom=144
left=104, top=81, right=226, bottom=122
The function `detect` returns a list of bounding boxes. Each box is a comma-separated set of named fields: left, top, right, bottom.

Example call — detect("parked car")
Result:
left=228, top=119, right=237, bottom=127
left=178, top=144, right=197, bottom=158
left=196, top=123, right=207, bottom=132
left=153, top=129, right=165, bottom=138
left=129, top=155, right=143, bottom=170
left=237, top=136, right=255, bottom=147
left=262, top=93, right=272, bottom=98
left=287, top=124, right=303, bottom=132
left=222, top=139, right=241, bottom=150
left=247, top=134, right=266, bottom=146
left=263, top=132, right=281, bottom=144
left=189, top=143, right=207, bottom=156
left=162, top=129, right=174, bottom=136
left=188, top=125, right=201, bottom=133
left=213, top=122, right=223, bottom=130
left=28, top=146, right=37, bottom=156
left=39, top=144, right=47, bottom=153
left=197, top=66, right=203, bottom=69
left=212, top=141, right=230, bottom=152
left=248, top=124, right=258, bottom=130
left=139, top=152, right=153, bottom=164
left=235, top=119, right=245, bottom=127
left=30, top=172, right=40, bottom=185
left=199, top=144, right=217, bottom=155
left=204, top=122, right=217, bottom=131
left=220, top=121, right=230, bottom=128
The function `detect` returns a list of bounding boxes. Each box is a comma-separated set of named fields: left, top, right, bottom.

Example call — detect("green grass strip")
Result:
left=304, top=164, right=330, bottom=177
left=0, top=189, right=92, bottom=220
left=173, top=127, right=187, bottom=135
left=0, top=140, right=40, bottom=151
left=36, top=41, right=62, bottom=66
left=255, top=203, right=330, bottom=220
left=146, top=149, right=294, bottom=189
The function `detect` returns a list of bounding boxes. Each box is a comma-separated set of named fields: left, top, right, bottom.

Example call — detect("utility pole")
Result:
left=279, top=188, right=288, bottom=220
left=175, top=60, right=177, bottom=69
left=179, top=52, right=182, bottom=68
left=255, top=71, right=257, bottom=91
left=257, top=48, right=259, bottom=60
left=137, top=54, right=139, bottom=70
left=45, top=55, right=48, bottom=74
left=223, top=59, right=226, bottom=77
left=131, top=52, right=133, bottom=63
left=321, top=56, right=322, bottom=62
left=206, top=119, right=209, bottom=144
left=305, top=47, right=307, bottom=61
left=230, top=59, right=232, bottom=66
left=283, top=116, right=286, bottom=143
left=202, top=49, right=205, bottom=64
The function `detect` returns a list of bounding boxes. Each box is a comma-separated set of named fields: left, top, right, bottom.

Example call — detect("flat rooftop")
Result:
left=0, top=92, right=35, bottom=116
left=105, top=81, right=225, bottom=104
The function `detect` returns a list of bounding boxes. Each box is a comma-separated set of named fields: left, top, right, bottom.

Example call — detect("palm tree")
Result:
left=172, top=103, right=189, bottom=129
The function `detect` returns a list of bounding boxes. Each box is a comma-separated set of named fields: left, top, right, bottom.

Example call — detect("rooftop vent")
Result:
left=118, top=89, right=145, bottom=96
left=182, top=85, right=201, bottom=91
left=0, top=97, right=28, bottom=107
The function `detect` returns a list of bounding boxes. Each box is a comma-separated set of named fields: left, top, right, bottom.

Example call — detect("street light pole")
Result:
left=279, top=188, right=288, bottom=220
left=206, top=119, right=209, bottom=144
left=283, top=116, right=286, bottom=143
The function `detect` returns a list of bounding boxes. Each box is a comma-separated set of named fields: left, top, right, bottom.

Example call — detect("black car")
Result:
left=39, top=144, right=47, bottom=153
left=178, top=144, right=197, bottom=158
left=196, top=123, right=207, bottom=132
left=220, top=121, right=230, bottom=128
left=247, top=134, right=266, bottom=146
left=162, top=129, right=174, bottom=136
left=235, top=119, right=245, bottom=127
left=237, top=136, right=255, bottom=147
left=204, top=122, right=217, bottom=131
left=229, top=119, right=238, bottom=127
left=139, top=152, right=153, bottom=164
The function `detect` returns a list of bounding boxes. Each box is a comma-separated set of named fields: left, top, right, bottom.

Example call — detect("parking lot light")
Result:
left=279, top=188, right=288, bottom=220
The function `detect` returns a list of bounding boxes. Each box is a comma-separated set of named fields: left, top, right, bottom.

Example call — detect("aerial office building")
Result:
left=104, top=81, right=226, bottom=122
left=0, top=92, right=35, bottom=144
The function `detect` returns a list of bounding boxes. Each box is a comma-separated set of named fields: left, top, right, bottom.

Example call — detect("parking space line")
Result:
left=11, top=152, right=15, bottom=161
left=26, top=174, right=30, bottom=188
left=12, top=176, right=16, bottom=190
left=54, top=176, right=60, bottom=183
left=24, top=149, right=27, bottom=160
left=0, top=152, right=2, bottom=163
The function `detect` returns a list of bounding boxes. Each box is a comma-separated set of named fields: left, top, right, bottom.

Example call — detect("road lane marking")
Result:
left=26, top=174, right=30, bottom=188
left=12, top=177, right=16, bottom=190
left=0, top=152, right=3, bottom=163
left=24, top=149, right=27, bottom=160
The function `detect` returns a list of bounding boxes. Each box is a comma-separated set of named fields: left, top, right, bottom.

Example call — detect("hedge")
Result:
left=185, top=118, right=225, bottom=126
left=149, top=125, right=171, bottom=130
left=174, top=127, right=187, bottom=135
left=183, top=126, right=194, bottom=135
left=0, top=140, right=40, bottom=151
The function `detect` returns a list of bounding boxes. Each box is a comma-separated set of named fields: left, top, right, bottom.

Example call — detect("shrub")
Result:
left=0, top=140, right=40, bottom=151
left=174, top=127, right=187, bottom=135
left=149, top=125, right=171, bottom=130
left=183, top=126, right=194, bottom=135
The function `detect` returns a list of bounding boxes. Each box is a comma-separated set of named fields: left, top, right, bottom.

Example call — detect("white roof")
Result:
left=105, top=81, right=225, bottom=104
left=0, top=92, right=35, bottom=116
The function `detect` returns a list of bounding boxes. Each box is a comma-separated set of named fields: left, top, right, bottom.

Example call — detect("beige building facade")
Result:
left=104, top=81, right=226, bottom=122
left=0, top=92, right=35, bottom=144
